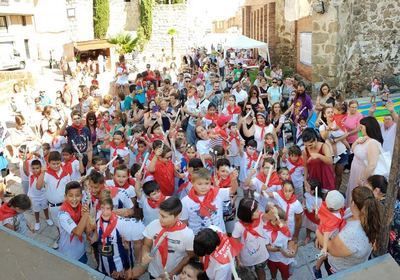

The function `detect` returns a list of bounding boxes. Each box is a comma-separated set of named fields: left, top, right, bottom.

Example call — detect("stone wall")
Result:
left=274, top=0, right=296, bottom=70
left=108, top=0, right=140, bottom=36
left=143, top=4, right=190, bottom=59
left=312, top=0, right=400, bottom=94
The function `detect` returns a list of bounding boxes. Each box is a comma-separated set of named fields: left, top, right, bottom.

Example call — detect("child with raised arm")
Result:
left=313, top=190, right=346, bottom=279
left=232, top=198, right=269, bottom=280
left=28, top=159, right=52, bottom=231
left=58, top=181, right=90, bottom=263
left=263, top=204, right=297, bottom=280
left=181, top=168, right=238, bottom=235
left=302, top=178, right=323, bottom=244
left=132, top=197, right=194, bottom=279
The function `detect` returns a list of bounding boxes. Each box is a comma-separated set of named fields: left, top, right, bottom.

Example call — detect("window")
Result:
left=299, top=32, right=312, bottom=66
left=0, top=0, right=10, bottom=5
left=22, top=16, right=26, bottom=26
left=0, top=16, right=7, bottom=32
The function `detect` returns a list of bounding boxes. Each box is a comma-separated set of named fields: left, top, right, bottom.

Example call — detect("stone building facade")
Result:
left=108, top=0, right=140, bottom=36
left=212, top=10, right=242, bottom=34
left=241, top=0, right=312, bottom=81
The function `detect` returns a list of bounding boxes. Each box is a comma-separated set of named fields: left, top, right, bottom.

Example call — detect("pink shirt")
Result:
left=343, top=112, right=363, bottom=144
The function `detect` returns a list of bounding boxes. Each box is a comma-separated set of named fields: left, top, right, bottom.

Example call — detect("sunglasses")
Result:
left=88, top=118, right=95, bottom=121
left=185, top=80, right=191, bottom=83
left=272, top=81, right=277, bottom=84
left=245, top=107, right=252, bottom=110
left=111, top=116, right=115, bottom=119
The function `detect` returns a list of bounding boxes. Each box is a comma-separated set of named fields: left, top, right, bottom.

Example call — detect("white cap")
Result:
left=326, top=190, right=345, bottom=210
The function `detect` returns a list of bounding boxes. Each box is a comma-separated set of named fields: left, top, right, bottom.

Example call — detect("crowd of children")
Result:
left=0, top=55, right=396, bottom=280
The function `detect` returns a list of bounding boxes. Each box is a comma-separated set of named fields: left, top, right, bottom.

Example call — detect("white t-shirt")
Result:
left=58, top=210, right=86, bottom=260
left=105, top=180, right=136, bottom=199
left=281, top=159, right=304, bottom=191
left=143, top=220, right=194, bottom=278
left=272, top=192, right=303, bottom=236
left=181, top=188, right=230, bottom=235
left=41, top=134, right=67, bottom=152
left=231, top=219, right=269, bottom=266
left=381, top=122, right=396, bottom=155
left=263, top=227, right=294, bottom=265
left=137, top=195, right=161, bottom=226
left=251, top=177, right=281, bottom=211
left=232, top=89, right=248, bottom=104
left=205, top=257, right=231, bottom=280
left=254, top=124, right=274, bottom=152
left=319, top=124, right=346, bottom=155
left=43, top=170, right=71, bottom=204
left=196, top=139, right=211, bottom=156
left=63, top=159, right=81, bottom=181
left=28, top=174, right=46, bottom=200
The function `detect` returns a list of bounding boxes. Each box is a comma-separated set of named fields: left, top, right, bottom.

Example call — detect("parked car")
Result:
left=0, top=50, right=26, bottom=70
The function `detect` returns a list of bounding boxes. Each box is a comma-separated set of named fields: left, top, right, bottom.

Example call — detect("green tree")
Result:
left=108, top=33, right=136, bottom=55
left=167, top=28, right=177, bottom=58
left=140, top=0, right=154, bottom=41
left=93, top=0, right=110, bottom=39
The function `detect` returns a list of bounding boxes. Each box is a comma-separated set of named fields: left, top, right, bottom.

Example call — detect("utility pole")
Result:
left=377, top=118, right=400, bottom=256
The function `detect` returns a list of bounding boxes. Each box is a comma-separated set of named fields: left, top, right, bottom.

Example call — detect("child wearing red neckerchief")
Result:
left=181, top=168, right=238, bottom=235
left=91, top=197, right=144, bottom=278
left=202, top=103, right=219, bottom=128
left=281, top=145, right=305, bottom=201
left=239, top=140, right=258, bottom=195
left=132, top=197, right=194, bottom=279
left=266, top=181, right=303, bottom=241
left=193, top=226, right=243, bottom=280
left=222, top=95, right=241, bottom=123
left=247, top=158, right=282, bottom=211
left=28, top=160, right=52, bottom=231
left=313, top=190, right=346, bottom=278
left=209, top=115, right=231, bottom=149
left=105, top=130, right=130, bottom=174
left=61, top=145, right=84, bottom=181
left=0, top=194, right=31, bottom=231
left=177, top=158, right=203, bottom=199
left=106, top=164, right=136, bottom=202
left=226, top=122, right=243, bottom=169
left=214, top=159, right=239, bottom=229
left=134, top=180, right=167, bottom=226
left=303, top=179, right=323, bottom=244
left=232, top=198, right=269, bottom=279
left=58, top=181, right=90, bottom=262
left=264, top=204, right=297, bottom=280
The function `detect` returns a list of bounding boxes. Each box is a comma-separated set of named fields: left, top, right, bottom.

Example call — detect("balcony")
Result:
left=0, top=0, right=35, bottom=15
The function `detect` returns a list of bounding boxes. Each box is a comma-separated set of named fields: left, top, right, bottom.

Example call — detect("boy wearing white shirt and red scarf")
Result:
left=181, top=168, right=238, bottom=235
left=61, top=145, right=84, bottom=181
left=28, top=160, right=52, bottom=231
left=264, top=204, right=297, bottom=280
left=194, top=226, right=243, bottom=280
left=135, top=180, right=167, bottom=226
left=106, top=164, right=136, bottom=201
left=239, top=140, right=258, bottom=195
left=36, top=151, right=72, bottom=249
left=107, top=131, right=130, bottom=174
left=281, top=145, right=304, bottom=200
left=132, top=197, right=194, bottom=279
left=58, top=181, right=90, bottom=263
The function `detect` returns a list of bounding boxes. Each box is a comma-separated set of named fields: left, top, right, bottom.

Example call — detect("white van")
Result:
left=0, top=49, right=26, bottom=71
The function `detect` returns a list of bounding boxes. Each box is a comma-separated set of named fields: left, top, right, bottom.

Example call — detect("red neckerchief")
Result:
left=215, top=174, right=231, bottom=188
left=288, top=157, right=304, bottom=175
left=71, top=123, right=84, bottom=135
left=46, top=167, right=69, bottom=188
left=102, top=120, right=111, bottom=132
left=256, top=171, right=281, bottom=187
left=99, top=212, right=118, bottom=247
left=227, top=105, right=241, bottom=115
left=155, top=221, right=187, bottom=267
left=204, top=113, right=218, bottom=123
left=60, top=201, right=83, bottom=242
left=277, top=190, right=298, bottom=220
left=0, top=203, right=17, bottom=222
left=150, top=134, right=164, bottom=143
left=214, top=126, right=228, bottom=140
left=187, top=187, right=219, bottom=217
left=246, top=151, right=258, bottom=169
left=63, top=156, right=76, bottom=176
left=228, top=131, right=241, bottom=146
left=263, top=221, right=291, bottom=243
left=240, top=215, right=263, bottom=240
left=128, top=177, right=136, bottom=186
left=113, top=179, right=130, bottom=190
left=110, top=142, right=126, bottom=167
left=318, top=202, right=346, bottom=232
left=258, top=124, right=266, bottom=139
left=147, top=193, right=166, bottom=209
left=304, top=209, right=319, bottom=225
left=202, top=232, right=243, bottom=270
left=29, top=172, right=41, bottom=188
left=177, top=175, right=191, bottom=193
